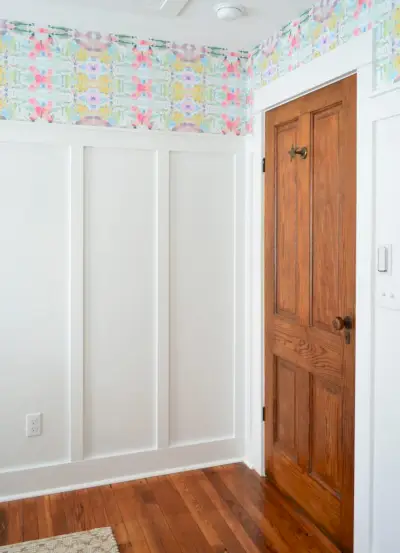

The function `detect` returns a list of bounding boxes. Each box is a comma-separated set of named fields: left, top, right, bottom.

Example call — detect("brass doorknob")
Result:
left=332, top=316, right=345, bottom=331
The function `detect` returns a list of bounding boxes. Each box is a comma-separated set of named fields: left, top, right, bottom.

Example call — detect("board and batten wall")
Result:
left=0, top=123, right=246, bottom=500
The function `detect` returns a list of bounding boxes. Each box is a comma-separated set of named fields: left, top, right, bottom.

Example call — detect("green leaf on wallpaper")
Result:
left=48, top=25, right=73, bottom=38
left=114, top=34, right=137, bottom=46
left=207, top=46, right=228, bottom=58
left=280, top=21, right=293, bottom=37
left=298, top=8, right=312, bottom=24
left=151, top=39, right=170, bottom=50
left=9, top=21, right=34, bottom=35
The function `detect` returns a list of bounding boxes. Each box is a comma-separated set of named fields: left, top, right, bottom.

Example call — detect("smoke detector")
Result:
left=214, top=3, right=246, bottom=21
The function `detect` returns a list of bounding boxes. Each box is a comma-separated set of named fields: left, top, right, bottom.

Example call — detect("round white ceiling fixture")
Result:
left=214, top=3, right=246, bottom=21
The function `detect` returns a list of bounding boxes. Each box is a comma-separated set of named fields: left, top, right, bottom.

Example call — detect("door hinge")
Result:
left=262, top=157, right=265, bottom=173
left=262, top=406, right=265, bottom=422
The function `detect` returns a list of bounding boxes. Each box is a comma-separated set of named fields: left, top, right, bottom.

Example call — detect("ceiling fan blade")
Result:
left=159, top=0, right=191, bottom=16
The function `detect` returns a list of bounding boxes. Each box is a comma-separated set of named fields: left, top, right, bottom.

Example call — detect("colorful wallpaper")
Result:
left=0, top=20, right=250, bottom=134
left=249, top=0, right=400, bottom=90
left=0, top=0, right=399, bottom=135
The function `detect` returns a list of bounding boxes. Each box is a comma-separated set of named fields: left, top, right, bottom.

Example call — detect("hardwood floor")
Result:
left=0, top=464, right=340, bottom=553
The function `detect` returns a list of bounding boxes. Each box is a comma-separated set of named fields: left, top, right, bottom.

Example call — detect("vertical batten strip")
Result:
left=69, top=145, right=85, bottom=462
left=232, top=153, right=239, bottom=440
left=234, top=151, right=246, bottom=443
left=156, top=149, right=170, bottom=449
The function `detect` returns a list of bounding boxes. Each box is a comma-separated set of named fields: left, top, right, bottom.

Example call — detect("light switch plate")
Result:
left=377, top=244, right=392, bottom=274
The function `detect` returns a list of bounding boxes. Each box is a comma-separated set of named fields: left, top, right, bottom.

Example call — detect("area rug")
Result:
left=0, top=528, right=119, bottom=553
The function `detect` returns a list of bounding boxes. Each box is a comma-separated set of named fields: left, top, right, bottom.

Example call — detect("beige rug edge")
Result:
left=0, top=527, right=119, bottom=553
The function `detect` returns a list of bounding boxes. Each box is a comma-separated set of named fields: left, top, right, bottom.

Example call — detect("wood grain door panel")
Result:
left=265, top=76, right=356, bottom=553
left=275, top=120, right=299, bottom=319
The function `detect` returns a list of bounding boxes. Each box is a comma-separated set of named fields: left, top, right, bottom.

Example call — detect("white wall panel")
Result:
left=0, top=142, right=69, bottom=470
left=83, top=147, right=157, bottom=458
left=169, top=151, right=235, bottom=445
left=0, top=124, right=245, bottom=499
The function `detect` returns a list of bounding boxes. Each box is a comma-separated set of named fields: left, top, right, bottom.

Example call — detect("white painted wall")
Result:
left=0, top=125, right=246, bottom=500
left=367, top=86, right=400, bottom=553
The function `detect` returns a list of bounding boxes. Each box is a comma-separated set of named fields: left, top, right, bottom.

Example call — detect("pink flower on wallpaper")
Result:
left=247, top=55, right=254, bottom=78
left=353, top=0, right=372, bottom=18
left=246, top=118, right=253, bottom=134
left=132, top=46, right=152, bottom=69
left=262, top=34, right=279, bottom=57
left=29, top=33, right=54, bottom=59
left=221, top=114, right=242, bottom=135
left=289, top=22, right=301, bottom=55
left=222, top=86, right=241, bottom=107
left=131, top=107, right=152, bottom=129
left=173, top=122, right=203, bottom=133
left=246, top=91, right=253, bottom=106
left=29, top=99, right=53, bottom=122
left=313, top=0, right=339, bottom=22
left=29, top=66, right=53, bottom=90
left=171, top=43, right=204, bottom=62
left=0, top=19, right=10, bottom=36
left=74, top=31, right=112, bottom=52
left=132, top=77, right=152, bottom=99
left=222, top=56, right=242, bottom=79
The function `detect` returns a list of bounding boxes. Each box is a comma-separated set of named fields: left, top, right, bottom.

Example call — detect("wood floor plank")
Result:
left=86, top=487, right=109, bottom=528
left=73, top=489, right=96, bottom=531
left=100, top=485, right=130, bottom=549
left=229, top=464, right=340, bottom=553
left=22, top=499, right=39, bottom=542
left=1, top=464, right=342, bottom=553
left=61, top=492, right=80, bottom=535
left=130, top=479, right=183, bottom=553
left=6, top=500, right=23, bottom=545
left=171, top=471, right=248, bottom=553
left=49, top=493, right=68, bottom=537
left=36, top=496, right=53, bottom=539
left=196, top=471, right=261, bottom=553
left=0, top=503, right=8, bottom=546
left=220, top=465, right=321, bottom=553
left=111, top=483, right=151, bottom=553
left=204, top=467, right=275, bottom=553
left=147, top=475, right=214, bottom=553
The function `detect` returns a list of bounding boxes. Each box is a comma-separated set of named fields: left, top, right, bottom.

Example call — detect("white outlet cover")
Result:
left=26, top=412, right=42, bottom=437
left=377, top=289, right=400, bottom=310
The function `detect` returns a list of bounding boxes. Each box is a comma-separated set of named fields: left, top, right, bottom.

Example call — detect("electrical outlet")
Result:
left=26, top=413, right=42, bottom=437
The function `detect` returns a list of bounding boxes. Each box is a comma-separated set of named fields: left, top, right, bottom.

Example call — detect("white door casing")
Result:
left=244, top=30, right=400, bottom=553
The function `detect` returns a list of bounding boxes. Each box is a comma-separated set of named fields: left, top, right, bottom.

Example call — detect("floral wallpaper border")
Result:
left=0, top=20, right=250, bottom=134
left=249, top=0, right=400, bottom=91
left=0, top=0, right=399, bottom=135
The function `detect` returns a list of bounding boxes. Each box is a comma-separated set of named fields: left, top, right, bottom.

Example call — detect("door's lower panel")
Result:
left=271, top=354, right=342, bottom=540
left=270, top=453, right=341, bottom=538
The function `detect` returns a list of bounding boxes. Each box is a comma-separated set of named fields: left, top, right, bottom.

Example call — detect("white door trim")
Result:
left=246, top=30, right=375, bottom=553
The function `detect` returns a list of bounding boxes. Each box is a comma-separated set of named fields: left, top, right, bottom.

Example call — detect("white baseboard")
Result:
left=0, top=438, right=244, bottom=501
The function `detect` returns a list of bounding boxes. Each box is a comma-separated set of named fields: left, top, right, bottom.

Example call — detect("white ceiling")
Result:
left=3, top=0, right=309, bottom=50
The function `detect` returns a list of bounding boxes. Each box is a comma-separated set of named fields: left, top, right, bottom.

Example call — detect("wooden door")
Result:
left=264, top=75, right=356, bottom=552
